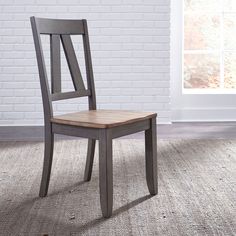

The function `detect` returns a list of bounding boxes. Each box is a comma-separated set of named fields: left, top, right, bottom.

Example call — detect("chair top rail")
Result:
left=31, top=17, right=85, bottom=35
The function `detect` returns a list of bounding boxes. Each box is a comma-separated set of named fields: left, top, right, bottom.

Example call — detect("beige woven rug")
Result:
left=0, top=139, right=235, bottom=236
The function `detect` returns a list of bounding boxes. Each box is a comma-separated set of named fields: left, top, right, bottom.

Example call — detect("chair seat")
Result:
left=51, top=109, right=157, bottom=128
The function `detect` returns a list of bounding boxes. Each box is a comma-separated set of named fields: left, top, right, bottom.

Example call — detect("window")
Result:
left=184, top=0, right=236, bottom=92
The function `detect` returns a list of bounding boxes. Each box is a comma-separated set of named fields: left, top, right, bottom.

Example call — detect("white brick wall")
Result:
left=0, top=0, right=171, bottom=125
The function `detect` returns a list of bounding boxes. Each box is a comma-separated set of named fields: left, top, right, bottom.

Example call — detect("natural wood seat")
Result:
left=51, top=110, right=157, bottom=128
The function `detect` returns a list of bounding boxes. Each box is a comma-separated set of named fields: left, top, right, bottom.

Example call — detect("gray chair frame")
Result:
left=30, top=17, right=157, bottom=218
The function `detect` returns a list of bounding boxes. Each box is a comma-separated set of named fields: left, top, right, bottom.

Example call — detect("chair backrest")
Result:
left=30, top=17, right=96, bottom=123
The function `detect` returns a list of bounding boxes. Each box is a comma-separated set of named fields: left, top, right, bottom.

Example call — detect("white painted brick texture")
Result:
left=0, top=0, right=170, bottom=125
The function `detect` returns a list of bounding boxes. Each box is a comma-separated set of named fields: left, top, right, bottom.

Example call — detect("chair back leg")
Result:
left=39, top=126, right=54, bottom=197
left=84, top=139, right=96, bottom=181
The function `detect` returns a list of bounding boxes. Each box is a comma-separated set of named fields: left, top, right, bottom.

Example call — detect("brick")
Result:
left=0, top=0, right=171, bottom=124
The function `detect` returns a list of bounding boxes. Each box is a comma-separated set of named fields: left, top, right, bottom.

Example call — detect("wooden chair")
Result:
left=30, top=17, right=157, bottom=218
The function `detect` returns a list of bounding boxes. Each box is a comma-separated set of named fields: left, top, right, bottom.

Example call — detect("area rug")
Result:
left=0, top=139, right=235, bottom=235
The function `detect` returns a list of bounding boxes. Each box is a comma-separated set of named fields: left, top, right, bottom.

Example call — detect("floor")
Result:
left=158, top=122, right=236, bottom=139
left=1, top=122, right=236, bottom=141
left=0, top=139, right=235, bottom=235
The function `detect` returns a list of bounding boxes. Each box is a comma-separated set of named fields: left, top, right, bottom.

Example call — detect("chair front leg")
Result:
left=84, top=139, right=96, bottom=181
left=145, top=117, right=158, bottom=195
left=39, top=124, right=54, bottom=197
left=99, top=129, right=113, bottom=218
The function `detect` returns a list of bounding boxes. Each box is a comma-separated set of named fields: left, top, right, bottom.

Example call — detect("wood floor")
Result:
left=158, top=122, right=236, bottom=139
left=1, top=122, right=236, bottom=141
left=0, top=139, right=235, bottom=235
